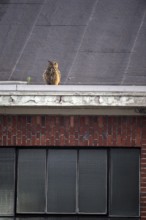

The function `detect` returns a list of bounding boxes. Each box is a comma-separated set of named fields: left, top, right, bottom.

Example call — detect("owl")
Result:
left=43, top=60, right=61, bottom=85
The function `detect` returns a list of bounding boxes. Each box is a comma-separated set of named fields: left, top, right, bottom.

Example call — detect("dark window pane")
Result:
left=109, top=149, right=140, bottom=217
left=109, top=218, right=140, bottom=220
left=0, top=218, right=15, bottom=220
left=16, top=217, right=108, bottom=220
left=47, top=218, right=77, bottom=220
left=47, top=150, right=77, bottom=213
left=110, top=218, right=140, bottom=220
left=79, top=149, right=107, bottom=213
left=17, top=218, right=77, bottom=220
left=17, top=150, right=46, bottom=213
left=16, top=218, right=45, bottom=220
left=79, top=218, right=108, bottom=220
left=0, top=149, right=15, bottom=215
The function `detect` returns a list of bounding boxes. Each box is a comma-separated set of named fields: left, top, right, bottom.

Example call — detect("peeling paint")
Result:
left=0, top=85, right=146, bottom=107
left=0, top=94, right=146, bottom=107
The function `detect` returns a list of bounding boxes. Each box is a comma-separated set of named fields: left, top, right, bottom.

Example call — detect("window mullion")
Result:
left=14, top=149, right=18, bottom=216
left=45, top=149, right=48, bottom=213
left=76, top=149, right=79, bottom=213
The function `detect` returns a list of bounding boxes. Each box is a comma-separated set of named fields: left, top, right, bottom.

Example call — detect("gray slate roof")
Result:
left=0, top=0, right=146, bottom=85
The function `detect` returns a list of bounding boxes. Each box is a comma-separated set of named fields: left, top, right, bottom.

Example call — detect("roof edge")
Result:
left=0, top=84, right=146, bottom=93
left=0, top=85, right=146, bottom=115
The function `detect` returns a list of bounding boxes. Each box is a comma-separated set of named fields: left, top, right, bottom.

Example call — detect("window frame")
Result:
left=0, top=147, right=140, bottom=219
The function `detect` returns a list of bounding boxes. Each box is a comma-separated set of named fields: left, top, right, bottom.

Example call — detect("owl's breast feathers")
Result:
left=43, top=61, right=61, bottom=85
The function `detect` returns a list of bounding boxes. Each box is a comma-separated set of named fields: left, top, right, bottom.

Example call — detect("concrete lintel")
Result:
left=0, top=85, right=146, bottom=97
left=0, top=95, right=146, bottom=107
left=0, top=106, right=143, bottom=115
left=1, top=84, right=146, bottom=92
left=16, top=85, right=146, bottom=93
left=0, top=81, right=27, bottom=85
left=0, top=85, right=146, bottom=115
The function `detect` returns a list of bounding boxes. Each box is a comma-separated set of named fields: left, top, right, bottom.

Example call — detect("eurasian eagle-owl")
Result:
left=43, top=61, right=61, bottom=85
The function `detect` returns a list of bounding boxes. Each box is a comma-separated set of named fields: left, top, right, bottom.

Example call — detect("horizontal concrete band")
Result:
left=0, top=85, right=146, bottom=115
left=0, top=84, right=146, bottom=93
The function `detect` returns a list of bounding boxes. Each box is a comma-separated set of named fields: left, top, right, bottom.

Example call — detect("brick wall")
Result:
left=0, top=115, right=146, bottom=219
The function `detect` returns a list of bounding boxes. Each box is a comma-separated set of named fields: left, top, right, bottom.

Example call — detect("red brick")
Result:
left=70, top=116, right=74, bottom=127
left=0, top=115, right=146, bottom=216
left=107, top=135, right=113, bottom=146
left=98, top=116, right=104, bottom=128
left=60, top=135, right=65, bottom=146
